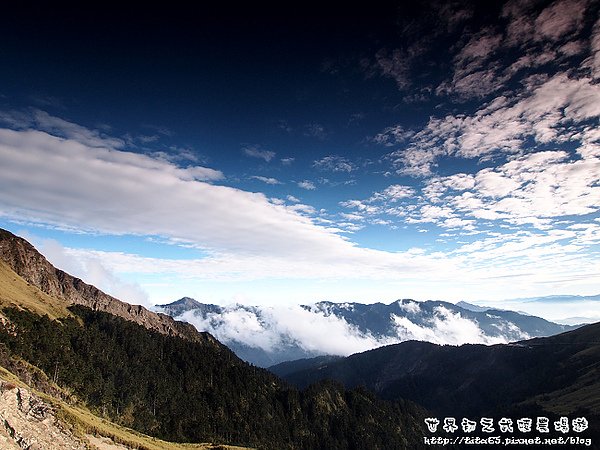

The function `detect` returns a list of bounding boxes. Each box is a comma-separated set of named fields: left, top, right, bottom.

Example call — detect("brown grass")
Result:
left=0, top=260, right=72, bottom=319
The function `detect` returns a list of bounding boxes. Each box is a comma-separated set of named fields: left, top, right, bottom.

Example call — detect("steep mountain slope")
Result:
left=0, top=365, right=249, bottom=450
left=0, top=229, right=206, bottom=343
left=159, top=297, right=576, bottom=367
left=0, top=229, right=428, bottom=449
left=279, top=323, right=600, bottom=425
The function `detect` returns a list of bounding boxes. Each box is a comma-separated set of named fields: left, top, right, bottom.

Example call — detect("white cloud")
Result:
left=297, top=180, right=316, bottom=190
left=453, top=151, right=600, bottom=222
left=31, top=237, right=150, bottom=307
left=412, top=205, right=455, bottom=223
left=0, top=109, right=125, bottom=149
left=339, top=199, right=381, bottom=215
left=392, top=306, right=508, bottom=345
left=371, top=184, right=415, bottom=202
left=436, top=27, right=507, bottom=99
left=389, top=75, right=600, bottom=175
left=372, top=41, right=428, bottom=90
left=397, top=299, right=421, bottom=314
left=288, top=203, right=316, bottom=215
left=435, top=0, right=596, bottom=101
left=242, top=145, right=276, bottom=162
left=176, top=302, right=519, bottom=357
left=0, top=124, right=356, bottom=259
left=372, top=125, right=414, bottom=146
left=455, top=28, right=503, bottom=64
left=180, top=305, right=385, bottom=356
left=313, top=155, right=355, bottom=173
left=474, top=169, right=521, bottom=198
left=340, top=212, right=365, bottom=221
left=533, top=0, right=587, bottom=42
left=590, top=17, right=600, bottom=79
left=280, top=157, right=295, bottom=165
left=441, top=217, right=476, bottom=230
left=250, top=175, right=282, bottom=185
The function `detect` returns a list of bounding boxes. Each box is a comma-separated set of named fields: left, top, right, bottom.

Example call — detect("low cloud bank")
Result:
left=178, top=303, right=515, bottom=357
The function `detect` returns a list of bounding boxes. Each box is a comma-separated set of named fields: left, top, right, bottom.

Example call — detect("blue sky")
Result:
left=0, top=1, right=599, bottom=315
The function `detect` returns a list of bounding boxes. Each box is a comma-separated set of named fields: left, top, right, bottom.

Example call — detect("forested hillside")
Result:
left=0, top=305, right=427, bottom=449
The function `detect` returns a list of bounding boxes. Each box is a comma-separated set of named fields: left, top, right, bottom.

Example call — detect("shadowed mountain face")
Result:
left=276, top=322, right=600, bottom=436
left=158, top=297, right=577, bottom=367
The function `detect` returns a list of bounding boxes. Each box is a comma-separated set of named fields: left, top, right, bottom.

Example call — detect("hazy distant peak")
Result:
left=162, top=296, right=204, bottom=309
left=456, top=301, right=491, bottom=312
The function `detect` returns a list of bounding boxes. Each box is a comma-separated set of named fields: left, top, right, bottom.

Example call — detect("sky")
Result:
left=0, top=1, right=599, bottom=315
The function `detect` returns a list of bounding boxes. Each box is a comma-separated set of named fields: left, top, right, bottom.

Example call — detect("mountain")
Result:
left=0, top=229, right=206, bottom=343
left=0, top=228, right=428, bottom=449
left=455, top=300, right=492, bottom=312
left=159, top=297, right=577, bottom=367
left=269, top=355, right=344, bottom=378
left=160, top=296, right=205, bottom=316
left=278, top=323, right=600, bottom=435
left=308, top=300, right=574, bottom=338
left=510, top=294, right=600, bottom=303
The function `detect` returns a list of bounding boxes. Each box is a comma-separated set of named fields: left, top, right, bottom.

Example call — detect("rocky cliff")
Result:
left=0, top=229, right=214, bottom=345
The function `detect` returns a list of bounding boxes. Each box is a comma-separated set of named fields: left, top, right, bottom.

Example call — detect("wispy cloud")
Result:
left=371, top=41, right=429, bottom=90
left=589, top=16, right=600, bottom=79
left=0, top=117, right=353, bottom=258
left=0, top=109, right=125, bottom=149
left=372, top=125, right=414, bottom=146
left=250, top=175, right=282, bottom=185
left=313, top=155, right=355, bottom=173
left=242, top=145, right=276, bottom=162
left=297, top=180, right=317, bottom=190
left=304, top=123, right=328, bottom=140
left=31, top=236, right=150, bottom=307
left=385, top=74, right=600, bottom=176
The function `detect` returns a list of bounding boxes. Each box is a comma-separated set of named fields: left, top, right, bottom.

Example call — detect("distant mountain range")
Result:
left=505, top=294, right=600, bottom=303
left=157, top=296, right=577, bottom=367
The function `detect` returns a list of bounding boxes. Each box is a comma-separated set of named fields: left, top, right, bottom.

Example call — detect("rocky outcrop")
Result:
left=0, top=229, right=217, bottom=346
left=0, top=381, right=87, bottom=450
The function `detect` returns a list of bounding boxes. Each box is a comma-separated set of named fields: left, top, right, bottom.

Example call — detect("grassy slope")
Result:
left=0, top=259, right=251, bottom=450
left=0, top=260, right=72, bottom=320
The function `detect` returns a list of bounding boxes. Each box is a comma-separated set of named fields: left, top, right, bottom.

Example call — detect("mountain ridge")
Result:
left=0, top=229, right=213, bottom=345
left=276, top=321, right=600, bottom=430
left=159, top=296, right=578, bottom=367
